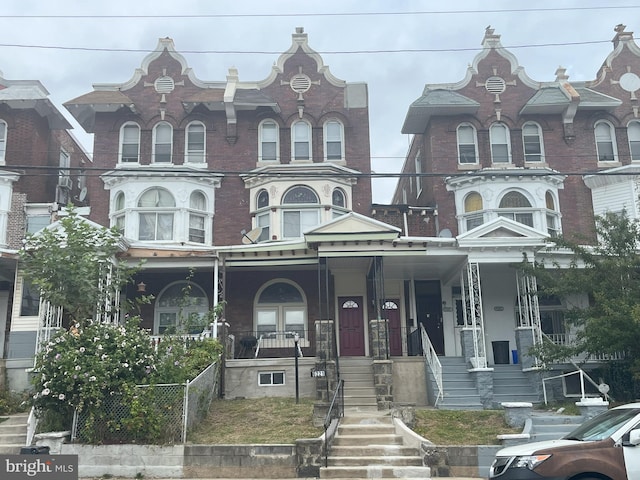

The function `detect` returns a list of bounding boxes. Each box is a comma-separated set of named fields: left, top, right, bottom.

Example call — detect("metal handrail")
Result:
left=420, top=324, right=443, bottom=405
left=323, top=379, right=344, bottom=468
left=542, top=368, right=607, bottom=404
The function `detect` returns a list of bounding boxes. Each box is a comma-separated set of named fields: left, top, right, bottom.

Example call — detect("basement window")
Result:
left=258, top=371, right=285, bottom=386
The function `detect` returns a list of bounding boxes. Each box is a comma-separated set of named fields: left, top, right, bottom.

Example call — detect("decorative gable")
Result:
left=304, top=212, right=400, bottom=242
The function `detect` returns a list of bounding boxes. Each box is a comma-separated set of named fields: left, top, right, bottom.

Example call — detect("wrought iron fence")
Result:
left=71, top=360, right=219, bottom=444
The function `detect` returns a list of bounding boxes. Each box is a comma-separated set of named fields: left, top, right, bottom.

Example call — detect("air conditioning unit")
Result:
left=58, top=176, right=72, bottom=189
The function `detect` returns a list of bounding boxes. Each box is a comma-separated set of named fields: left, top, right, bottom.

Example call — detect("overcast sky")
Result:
left=0, top=1, right=638, bottom=203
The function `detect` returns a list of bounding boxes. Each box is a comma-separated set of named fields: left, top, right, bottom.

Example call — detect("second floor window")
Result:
left=120, top=123, right=140, bottom=163
left=138, top=187, right=175, bottom=240
left=595, top=121, right=617, bottom=162
left=256, top=189, right=270, bottom=242
left=114, top=192, right=126, bottom=235
left=153, top=123, right=173, bottom=163
left=457, top=124, right=478, bottom=164
left=188, top=191, right=207, bottom=243
left=522, top=123, right=544, bottom=163
left=292, top=121, right=311, bottom=161
left=282, top=186, right=319, bottom=238
left=498, top=191, right=533, bottom=227
left=490, top=123, right=511, bottom=164
left=464, top=192, right=484, bottom=231
left=186, top=123, right=205, bottom=164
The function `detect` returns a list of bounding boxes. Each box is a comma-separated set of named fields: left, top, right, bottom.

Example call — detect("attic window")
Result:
left=485, top=76, right=506, bottom=94
left=290, top=73, right=311, bottom=94
left=155, top=76, right=175, bottom=94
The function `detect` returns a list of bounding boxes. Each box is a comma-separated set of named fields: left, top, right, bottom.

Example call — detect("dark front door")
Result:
left=415, top=281, right=444, bottom=355
left=338, top=296, right=365, bottom=356
left=384, top=299, right=402, bottom=356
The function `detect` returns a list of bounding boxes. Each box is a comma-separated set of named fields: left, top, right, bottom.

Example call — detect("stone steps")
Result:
left=0, top=413, right=28, bottom=454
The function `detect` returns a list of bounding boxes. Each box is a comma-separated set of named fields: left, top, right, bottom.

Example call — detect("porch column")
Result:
left=370, top=318, right=393, bottom=409
left=515, top=328, right=537, bottom=370
left=312, top=319, right=338, bottom=426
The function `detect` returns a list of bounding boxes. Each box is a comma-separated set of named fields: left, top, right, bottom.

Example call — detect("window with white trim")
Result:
left=291, top=121, right=311, bottom=161
left=188, top=191, right=206, bottom=243
left=628, top=121, right=640, bottom=161
left=138, top=187, right=175, bottom=240
left=282, top=186, right=320, bottom=238
left=153, top=122, right=173, bottom=163
left=415, top=150, right=423, bottom=197
left=522, top=122, right=544, bottom=163
left=256, top=189, right=270, bottom=242
left=258, top=371, right=285, bottom=386
left=155, top=281, right=209, bottom=334
left=119, top=123, right=140, bottom=163
left=457, top=124, right=478, bottom=164
left=255, top=281, right=307, bottom=341
left=324, top=120, right=344, bottom=161
left=490, top=123, right=511, bottom=163
left=545, top=191, right=560, bottom=238
left=114, top=191, right=126, bottom=235
left=498, top=191, right=533, bottom=227
left=259, top=120, right=279, bottom=162
left=464, top=192, right=484, bottom=231
left=0, top=120, right=6, bottom=165
left=332, top=188, right=347, bottom=218
left=595, top=120, right=617, bottom=162
left=186, top=122, right=205, bottom=164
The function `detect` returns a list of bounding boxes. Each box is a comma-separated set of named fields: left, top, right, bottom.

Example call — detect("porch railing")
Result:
left=323, top=379, right=344, bottom=468
left=542, top=367, right=608, bottom=404
left=545, top=333, right=625, bottom=361
left=420, top=324, right=443, bottom=406
left=231, top=329, right=309, bottom=358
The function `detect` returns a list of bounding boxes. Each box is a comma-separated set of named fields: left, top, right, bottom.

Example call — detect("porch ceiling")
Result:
left=380, top=254, right=468, bottom=281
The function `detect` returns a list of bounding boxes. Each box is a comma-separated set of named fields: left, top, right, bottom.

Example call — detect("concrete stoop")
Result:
left=321, top=408, right=431, bottom=479
left=0, top=413, right=28, bottom=454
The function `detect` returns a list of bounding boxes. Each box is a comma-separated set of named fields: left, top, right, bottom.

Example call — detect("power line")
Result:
left=1, top=6, right=638, bottom=19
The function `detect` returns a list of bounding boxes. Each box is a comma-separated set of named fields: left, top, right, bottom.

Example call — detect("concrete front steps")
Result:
left=320, top=408, right=431, bottom=479
left=528, top=412, right=584, bottom=442
left=339, top=357, right=377, bottom=408
left=492, top=364, right=540, bottom=405
left=0, top=413, right=28, bottom=454
left=437, top=357, right=483, bottom=410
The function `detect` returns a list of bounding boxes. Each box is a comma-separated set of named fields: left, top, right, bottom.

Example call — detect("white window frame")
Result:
left=490, top=123, right=512, bottom=164
left=463, top=191, right=484, bottom=232
left=258, top=371, right=285, bottom=386
left=119, top=122, right=140, bottom=164
left=291, top=120, right=312, bottom=162
left=457, top=123, right=478, bottom=165
left=281, top=186, right=320, bottom=239
left=254, top=280, right=309, bottom=348
left=522, top=122, right=545, bottom=163
left=154, top=281, right=209, bottom=334
left=137, top=187, right=176, bottom=241
left=256, top=189, right=271, bottom=242
left=58, top=149, right=71, bottom=188
left=259, top=120, right=279, bottom=162
left=153, top=122, right=173, bottom=163
left=595, top=120, right=618, bottom=163
left=188, top=191, right=207, bottom=244
left=498, top=191, right=534, bottom=227
left=0, top=120, right=6, bottom=165
left=185, top=122, right=206, bottom=165
left=414, top=150, right=423, bottom=197
left=323, top=119, right=344, bottom=162
left=113, top=191, right=126, bottom=235
left=628, top=121, right=640, bottom=161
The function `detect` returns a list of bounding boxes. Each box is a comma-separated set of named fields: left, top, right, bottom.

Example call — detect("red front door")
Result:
left=384, top=300, right=402, bottom=356
left=339, top=296, right=365, bottom=356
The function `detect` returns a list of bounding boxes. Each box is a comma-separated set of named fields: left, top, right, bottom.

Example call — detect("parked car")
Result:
left=488, top=402, right=640, bottom=479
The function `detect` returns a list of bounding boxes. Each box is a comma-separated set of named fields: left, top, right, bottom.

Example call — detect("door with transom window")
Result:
left=338, top=296, right=365, bottom=356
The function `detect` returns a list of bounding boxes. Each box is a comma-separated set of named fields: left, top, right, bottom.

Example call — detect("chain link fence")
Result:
left=71, top=361, right=220, bottom=444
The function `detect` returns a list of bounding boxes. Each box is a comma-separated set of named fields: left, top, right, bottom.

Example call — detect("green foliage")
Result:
left=18, top=206, right=146, bottom=324
left=524, top=211, right=640, bottom=384
left=152, top=337, right=223, bottom=384
left=0, top=389, right=30, bottom=415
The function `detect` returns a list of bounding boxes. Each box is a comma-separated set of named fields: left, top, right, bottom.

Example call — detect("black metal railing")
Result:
left=323, top=379, right=344, bottom=468
left=231, top=329, right=310, bottom=358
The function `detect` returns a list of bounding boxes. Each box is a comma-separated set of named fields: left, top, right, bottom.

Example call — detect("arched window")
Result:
left=324, top=120, right=344, bottom=161
left=138, top=187, right=175, bottom=240
left=291, top=120, right=312, bottom=161
left=545, top=191, right=560, bottom=237
left=119, top=122, right=140, bottom=163
left=255, top=281, right=306, bottom=339
left=282, top=186, right=320, bottom=238
left=595, top=120, right=617, bottom=162
left=0, top=120, right=6, bottom=165
left=464, top=192, right=484, bottom=230
left=522, top=122, right=544, bottom=163
left=498, top=191, right=533, bottom=227
left=628, top=121, right=640, bottom=161
left=490, top=123, right=511, bottom=163
left=114, top=191, right=126, bottom=235
left=153, top=122, right=173, bottom=163
left=457, top=124, right=478, bottom=164
left=332, top=188, right=347, bottom=218
left=256, top=189, right=270, bottom=242
left=259, top=120, right=279, bottom=162
left=155, top=281, right=209, bottom=334
left=186, top=122, right=205, bottom=164
left=189, top=191, right=206, bottom=243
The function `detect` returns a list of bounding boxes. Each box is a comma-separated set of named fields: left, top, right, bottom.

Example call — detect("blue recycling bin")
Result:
left=512, top=349, right=518, bottom=364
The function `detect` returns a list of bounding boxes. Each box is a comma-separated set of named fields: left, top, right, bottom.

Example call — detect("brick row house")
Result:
left=7, top=25, right=640, bottom=409
left=0, top=75, right=89, bottom=390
